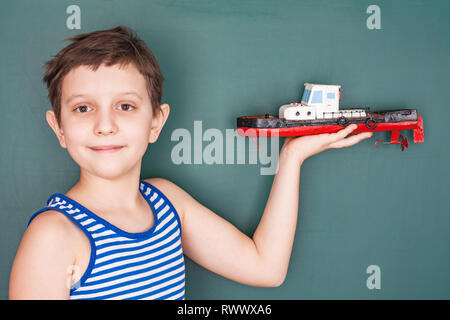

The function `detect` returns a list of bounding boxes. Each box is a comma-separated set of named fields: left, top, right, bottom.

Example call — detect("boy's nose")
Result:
left=94, top=111, right=119, bottom=136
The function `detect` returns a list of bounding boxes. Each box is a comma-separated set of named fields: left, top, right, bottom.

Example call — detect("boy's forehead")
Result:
left=61, top=63, right=148, bottom=102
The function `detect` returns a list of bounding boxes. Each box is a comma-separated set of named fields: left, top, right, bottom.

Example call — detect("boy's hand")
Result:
left=281, top=124, right=373, bottom=163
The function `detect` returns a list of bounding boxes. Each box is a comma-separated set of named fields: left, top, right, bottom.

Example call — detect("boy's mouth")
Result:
left=89, top=145, right=125, bottom=153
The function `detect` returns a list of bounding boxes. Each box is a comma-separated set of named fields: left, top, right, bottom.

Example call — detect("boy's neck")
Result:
left=66, top=166, right=145, bottom=212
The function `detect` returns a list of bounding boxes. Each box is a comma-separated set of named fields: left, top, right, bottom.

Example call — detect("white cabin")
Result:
left=279, top=83, right=366, bottom=120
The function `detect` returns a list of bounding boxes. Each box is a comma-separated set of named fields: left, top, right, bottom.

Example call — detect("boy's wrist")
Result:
left=279, top=144, right=305, bottom=168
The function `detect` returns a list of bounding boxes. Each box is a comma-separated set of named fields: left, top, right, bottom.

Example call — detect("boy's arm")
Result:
left=150, top=124, right=372, bottom=287
left=9, top=211, right=76, bottom=299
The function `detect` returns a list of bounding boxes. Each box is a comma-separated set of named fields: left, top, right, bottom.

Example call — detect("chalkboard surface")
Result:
left=0, top=0, right=449, bottom=299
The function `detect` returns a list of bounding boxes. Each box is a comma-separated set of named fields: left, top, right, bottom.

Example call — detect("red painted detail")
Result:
left=413, top=115, right=424, bottom=143
left=390, top=130, right=401, bottom=144
left=400, top=135, right=409, bottom=151
left=375, top=139, right=383, bottom=148
left=339, top=90, right=341, bottom=100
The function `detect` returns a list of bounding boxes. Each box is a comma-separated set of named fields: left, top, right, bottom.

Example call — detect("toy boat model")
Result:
left=237, top=83, right=424, bottom=149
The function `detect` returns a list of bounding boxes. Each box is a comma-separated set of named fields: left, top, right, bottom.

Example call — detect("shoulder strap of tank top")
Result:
left=28, top=194, right=98, bottom=239
left=140, top=180, right=183, bottom=235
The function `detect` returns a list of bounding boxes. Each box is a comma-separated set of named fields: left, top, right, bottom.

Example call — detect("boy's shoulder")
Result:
left=20, top=210, right=82, bottom=263
left=28, top=210, right=75, bottom=233
left=26, top=210, right=82, bottom=245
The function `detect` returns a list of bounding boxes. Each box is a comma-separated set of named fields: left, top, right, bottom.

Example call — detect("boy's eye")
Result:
left=118, top=104, right=135, bottom=111
left=74, top=105, right=91, bottom=113
left=73, top=104, right=135, bottom=113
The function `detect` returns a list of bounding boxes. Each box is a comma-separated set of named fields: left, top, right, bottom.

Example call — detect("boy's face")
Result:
left=47, top=63, right=169, bottom=179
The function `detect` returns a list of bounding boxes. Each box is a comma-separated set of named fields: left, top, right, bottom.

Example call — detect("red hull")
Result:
left=237, top=116, right=424, bottom=144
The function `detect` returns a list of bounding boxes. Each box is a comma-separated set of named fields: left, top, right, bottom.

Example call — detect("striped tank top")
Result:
left=28, top=180, right=185, bottom=300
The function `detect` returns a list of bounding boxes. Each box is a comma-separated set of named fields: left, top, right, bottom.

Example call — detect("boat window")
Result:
left=311, top=90, right=323, bottom=104
left=301, top=89, right=311, bottom=103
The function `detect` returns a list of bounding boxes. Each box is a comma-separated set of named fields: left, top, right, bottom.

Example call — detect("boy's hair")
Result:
left=43, top=25, right=164, bottom=126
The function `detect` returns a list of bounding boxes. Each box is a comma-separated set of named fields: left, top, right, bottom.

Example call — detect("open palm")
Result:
left=282, top=124, right=373, bottom=162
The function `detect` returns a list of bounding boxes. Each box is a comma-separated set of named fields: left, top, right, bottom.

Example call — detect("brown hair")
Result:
left=43, top=25, right=164, bottom=126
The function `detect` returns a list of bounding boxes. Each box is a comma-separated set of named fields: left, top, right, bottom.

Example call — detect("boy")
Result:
left=9, top=26, right=372, bottom=299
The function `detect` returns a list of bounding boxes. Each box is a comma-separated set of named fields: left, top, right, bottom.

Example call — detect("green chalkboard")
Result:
left=1, top=0, right=449, bottom=299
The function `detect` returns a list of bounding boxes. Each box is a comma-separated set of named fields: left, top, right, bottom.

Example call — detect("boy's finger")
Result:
left=331, top=124, right=358, bottom=142
left=330, top=132, right=373, bottom=149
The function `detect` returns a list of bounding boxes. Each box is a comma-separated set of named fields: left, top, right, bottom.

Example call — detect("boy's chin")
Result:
left=82, top=165, right=137, bottom=180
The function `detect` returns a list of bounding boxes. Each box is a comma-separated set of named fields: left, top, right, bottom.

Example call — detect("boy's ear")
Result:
left=46, top=110, right=67, bottom=149
left=149, top=103, right=170, bottom=144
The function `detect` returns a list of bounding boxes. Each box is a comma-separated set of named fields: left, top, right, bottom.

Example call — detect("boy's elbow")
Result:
left=271, top=274, right=286, bottom=287
left=258, top=272, right=286, bottom=287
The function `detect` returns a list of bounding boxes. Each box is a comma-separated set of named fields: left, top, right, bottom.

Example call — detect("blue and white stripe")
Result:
left=28, top=180, right=185, bottom=300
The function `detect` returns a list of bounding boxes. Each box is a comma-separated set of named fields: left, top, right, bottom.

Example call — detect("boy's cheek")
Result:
left=62, top=132, right=91, bottom=154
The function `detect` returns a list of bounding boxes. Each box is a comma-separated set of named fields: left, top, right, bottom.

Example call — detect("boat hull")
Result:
left=236, top=109, right=424, bottom=143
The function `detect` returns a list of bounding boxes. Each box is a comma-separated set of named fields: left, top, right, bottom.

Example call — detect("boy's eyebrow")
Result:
left=118, top=91, right=143, bottom=101
left=64, top=91, right=143, bottom=105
